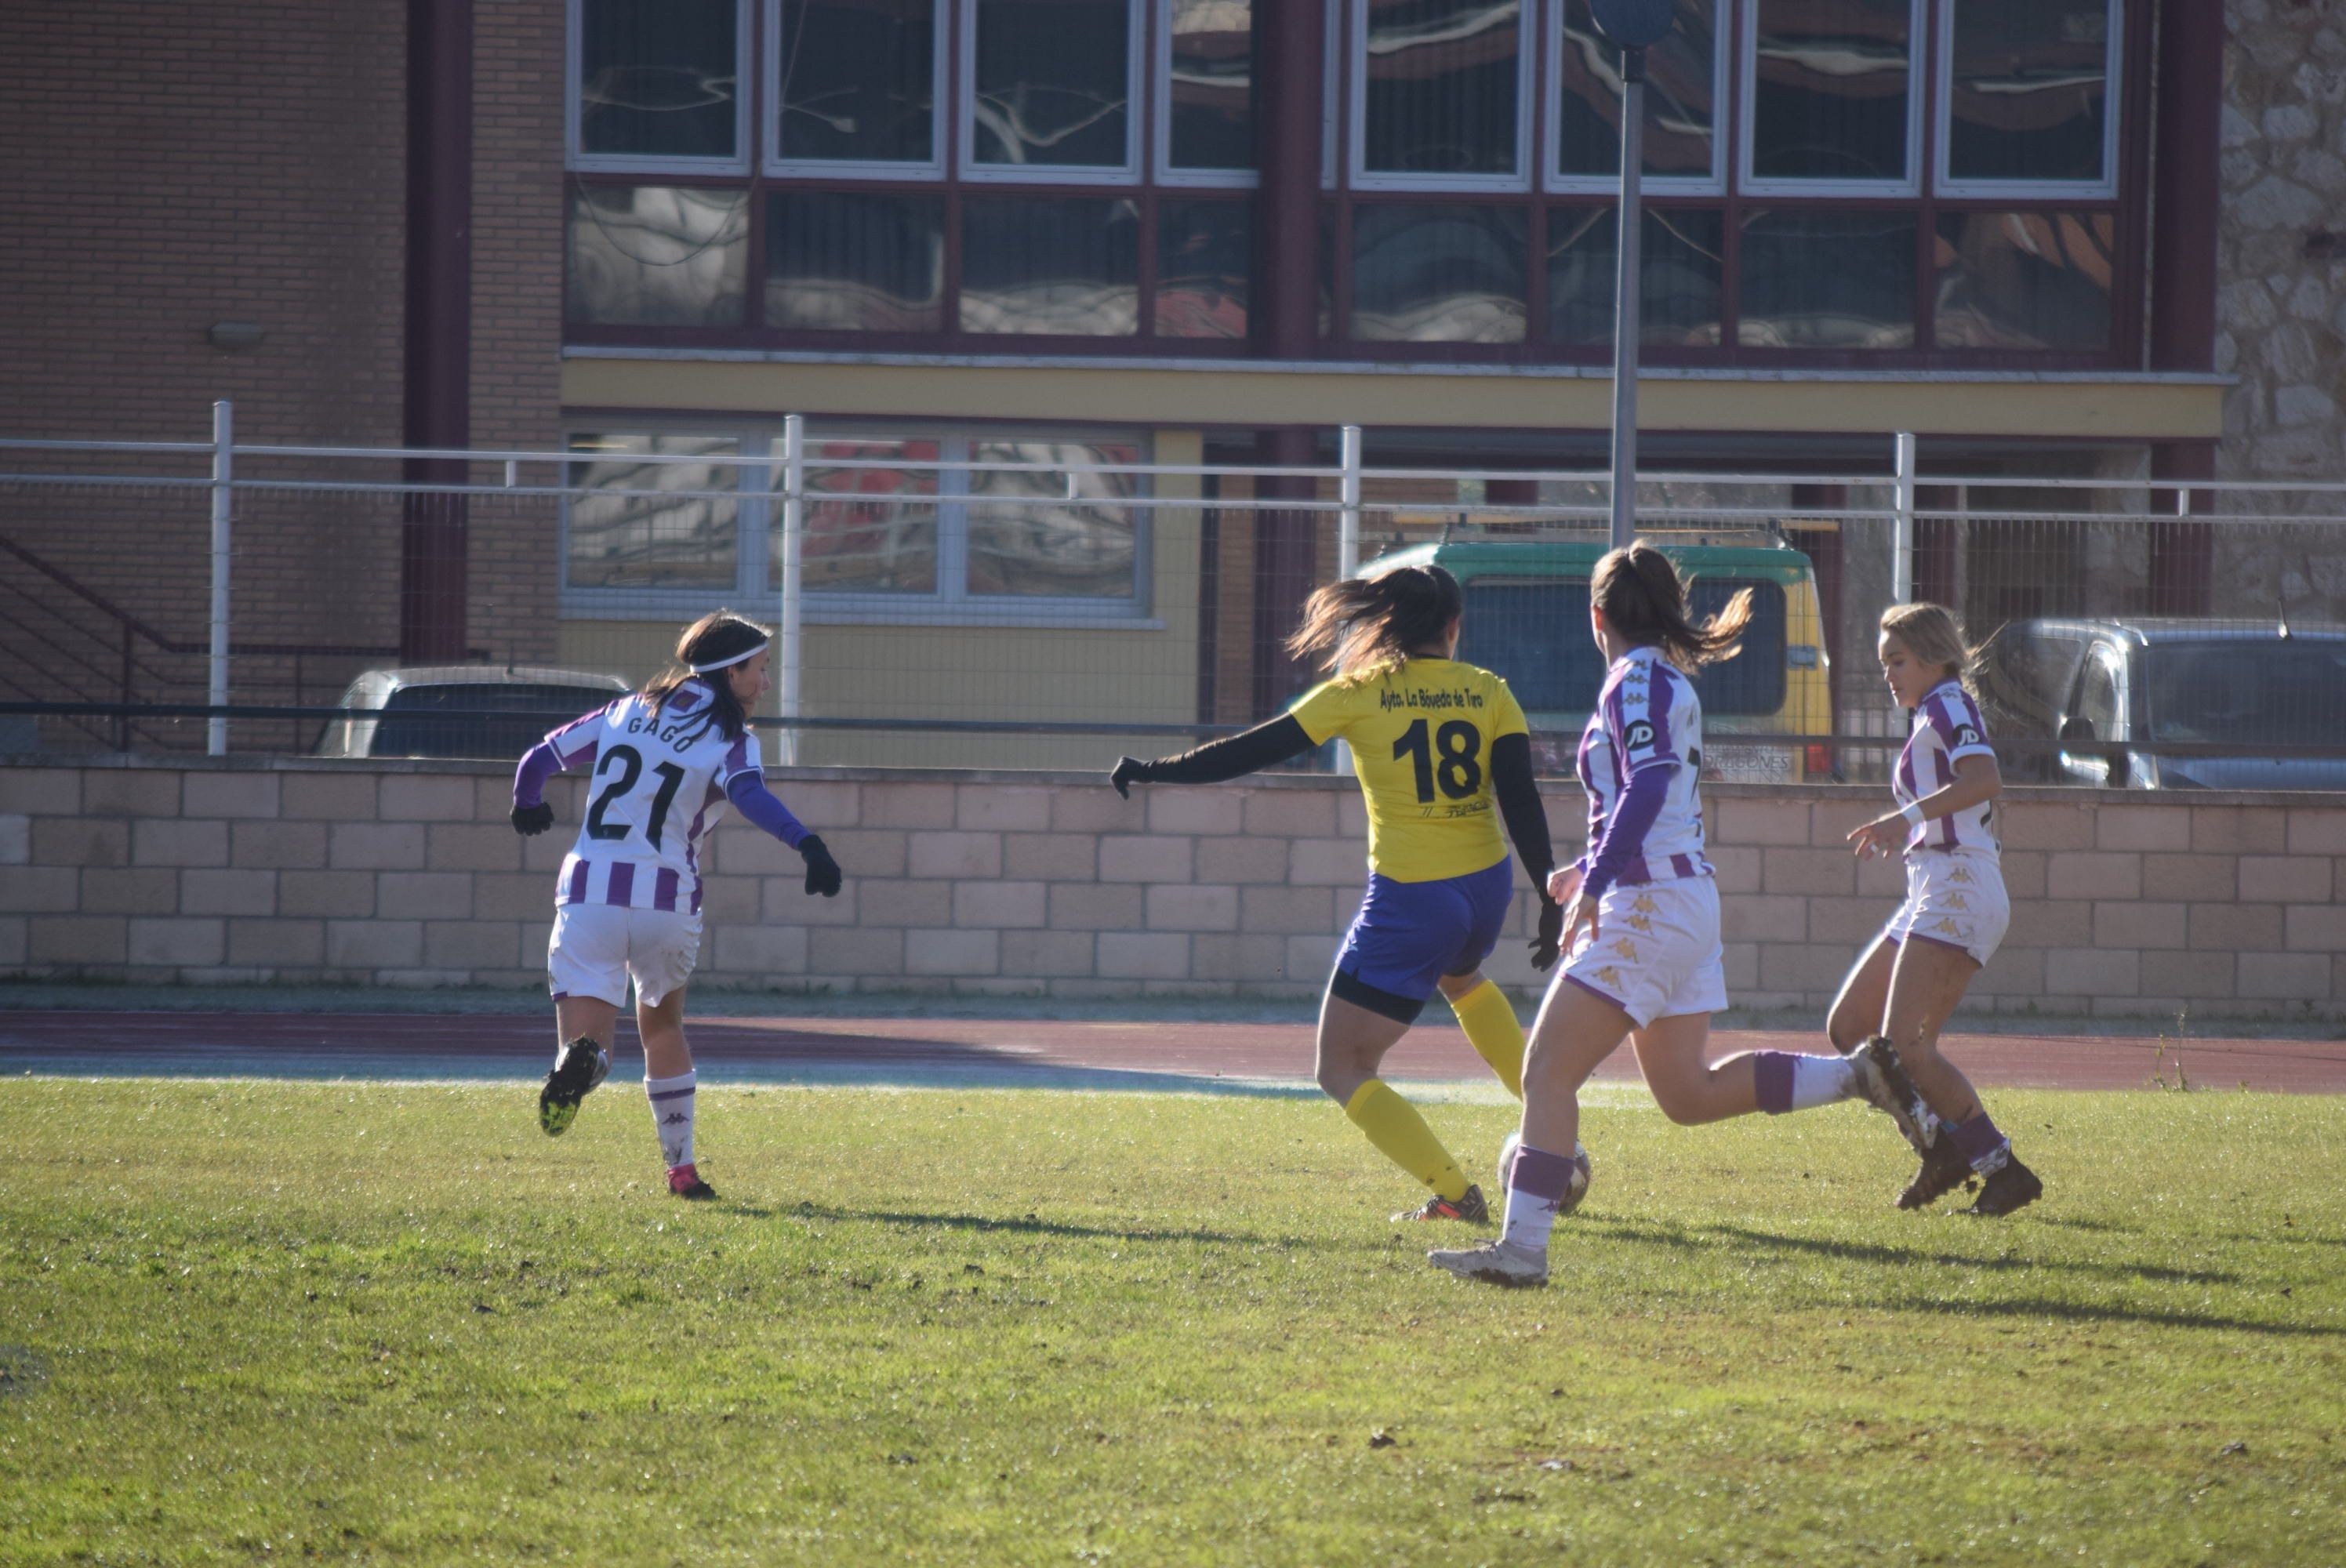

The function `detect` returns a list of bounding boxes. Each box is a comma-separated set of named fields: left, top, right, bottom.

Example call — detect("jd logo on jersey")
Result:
left=1956, top=725, right=1982, bottom=749
left=1625, top=720, right=1656, bottom=752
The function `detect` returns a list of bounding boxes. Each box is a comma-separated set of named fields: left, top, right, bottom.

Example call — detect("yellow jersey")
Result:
left=1291, top=658, right=1529, bottom=884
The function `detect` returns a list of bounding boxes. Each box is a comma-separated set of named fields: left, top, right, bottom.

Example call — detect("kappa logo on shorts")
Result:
left=1946, top=892, right=1970, bottom=910
left=1593, top=965, right=1624, bottom=989
left=1631, top=894, right=1658, bottom=914
left=1608, top=936, right=1640, bottom=960
left=1932, top=917, right=1966, bottom=937
left=1623, top=913, right=1654, bottom=933
left=1625, top=719, right=1657, bottom=751
left=1949, top=866, right=1976, bottom=884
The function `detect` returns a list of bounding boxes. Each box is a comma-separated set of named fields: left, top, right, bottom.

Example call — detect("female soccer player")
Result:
left=1111, top=564, right=1565, bottom=1223
left=509, top=610, right=843, bottom=1199
left=1827, top=602, right=2040, bottom=1217
left=1430, top=544, right=1927, bottom=1287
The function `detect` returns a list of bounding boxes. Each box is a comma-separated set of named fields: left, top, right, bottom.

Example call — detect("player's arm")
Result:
left=721, top=739, right=841, bottom=896
left=1849, top=699, right=2002, bottom=857
left=510, top=706, right=607, bottom=835
left=1489, top=732, right=1565, bottom=970
left=1109, top=715, right=1316, bottom=797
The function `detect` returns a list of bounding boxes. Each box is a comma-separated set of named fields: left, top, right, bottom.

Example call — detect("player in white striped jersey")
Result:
left=1433, top=545, right=1927, bottom=1288
left=510, top=611, right=843, bottom=1198
left=1832, top=602, right=2039, bottom=1218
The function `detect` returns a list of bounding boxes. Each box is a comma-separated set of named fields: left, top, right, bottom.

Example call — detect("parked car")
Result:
left=1364, top=534, right=1835, bottom=782
left=1973, top=619, right=2346, bottom=789
left=314, top=665, right=630, bottom=760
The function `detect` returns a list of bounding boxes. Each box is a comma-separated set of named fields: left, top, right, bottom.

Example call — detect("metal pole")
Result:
left=1607, top=48, right=1647, bottom=550
left=776, top=414, right=805, bottom=768
left=1892, top=430, right=1916, bottom=604
left=208, top=400, right=232, bottom=756
left=1335, top=424, right=1363, bottom=777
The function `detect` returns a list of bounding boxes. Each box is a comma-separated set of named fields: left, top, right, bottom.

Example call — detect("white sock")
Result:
left=646, top=1071, right=696, bottom=1170
left=1790, top=1054, right=1858, bottom=1110
left=1498, top=1143, right=1584, bottom=1257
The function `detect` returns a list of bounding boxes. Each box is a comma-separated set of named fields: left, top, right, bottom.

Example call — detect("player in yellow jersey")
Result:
left=1111, top=564, right=1564, bottom=1223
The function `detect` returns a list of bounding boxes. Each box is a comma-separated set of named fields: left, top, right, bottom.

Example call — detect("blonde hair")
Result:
left=1879, top=601, right=1970, bottom=683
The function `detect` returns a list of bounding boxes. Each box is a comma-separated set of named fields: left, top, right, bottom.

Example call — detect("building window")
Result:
left=764, top=191, right=946, bottom=332
left=565, top=435, right=745, bottom=589
left=1160, top=0, right=1257, bottom=183
left=959, top=197, right=1142, bottom=334
left=1155, top=199, right=1251, bottom=337
left=1936, top=0, right=2119, bottom=196
left=1349, top=0, right=1532, bottom=191
left=1351, top=203, right=1529, bottom=341
left=1740, top=0, right=1923, bottom=194
left=962, top=0, right=1144, bottom=180
left=1932, top=209, right=2113, bottom=350
left=768, top=0, right=946, bottom=176
left=1545, top=205, right=1724, bottom=346
left=563, top=426, right=1153, bottom=623
left=568, top=0, right=751, bottom=171
left=1550, top=0, right=1727, bottom=192
left=1738, top=208, right=1918, bottom=348
left=566, top=186, right=751, bottom=325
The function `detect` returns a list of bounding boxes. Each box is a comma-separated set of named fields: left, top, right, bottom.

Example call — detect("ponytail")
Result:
left=642, top=609, right=770, bottom=742
left=1592, top=542, right=1749, bottom=673
left=1286, top=564, right=1465, bottom=680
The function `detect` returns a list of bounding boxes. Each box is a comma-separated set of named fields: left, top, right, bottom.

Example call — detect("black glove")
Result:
left=1110, top=757, right=1154, bottom=799
left=797, top=833, right=843, bottom=898
left=510, top=801, right=555, bottom=837
left=1529, top=895, right=1565, bottom=972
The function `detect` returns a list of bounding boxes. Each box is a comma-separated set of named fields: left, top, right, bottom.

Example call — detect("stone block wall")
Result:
left=3, top=758, right=2343, bottom=1021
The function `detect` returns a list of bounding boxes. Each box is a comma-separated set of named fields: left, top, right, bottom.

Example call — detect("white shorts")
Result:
left=1554, top=876, right=1728, bottom=1029
left=547, top=902, right=704, bottom=1008
left=1882, top=849, right=2008, bottom=967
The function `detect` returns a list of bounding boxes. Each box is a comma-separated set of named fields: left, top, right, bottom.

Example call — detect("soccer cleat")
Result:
left=537, top=1036, right=609, bottom=1137
left=1847, top=1036, right=1934, bottom=1159
left=1897, top=1137, right=1976, bottom=1210
left=1426, top=1240, right=1548, bottom=1288
left=1962, top=1154, right=2041, bottom=1218
left=667, top=1163, right=717, bottom=1200
left=1393, top=1184, right=1489, bottom=1224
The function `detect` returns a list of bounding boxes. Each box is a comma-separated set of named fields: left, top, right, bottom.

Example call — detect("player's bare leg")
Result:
left=1316, top=991, right=1481, bottom=1221
left=635, top=986, right=711, bottom=1198
left=1826, top=935, right=1898, bottom=1054
left=1883, top=936, right=2038, bottom=1215
left=540, top=996, right=617, bottom=1135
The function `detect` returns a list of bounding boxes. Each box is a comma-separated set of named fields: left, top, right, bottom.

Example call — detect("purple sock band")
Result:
left=1950, top=1112, right=2006, bottom=1164
left=1509, top=1145, right=1581, bottom=1201
left=1753, top=1051, right=1796, bottom=1115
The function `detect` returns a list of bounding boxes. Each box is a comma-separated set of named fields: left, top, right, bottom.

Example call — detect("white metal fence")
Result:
left=5, top=405, right=2345, bottom=786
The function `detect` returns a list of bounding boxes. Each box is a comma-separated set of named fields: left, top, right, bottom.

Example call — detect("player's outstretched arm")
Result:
left=1489, top=732, right=1563, bottom=970
left=1110, top=715, right=1316, bottom=797
left=723, top=772, right=842, bottom=896
left=510, top=739, right=565, bottom=835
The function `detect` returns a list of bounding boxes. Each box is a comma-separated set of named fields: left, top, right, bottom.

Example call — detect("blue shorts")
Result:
left=1331, top=857, right=1516, bottom=1022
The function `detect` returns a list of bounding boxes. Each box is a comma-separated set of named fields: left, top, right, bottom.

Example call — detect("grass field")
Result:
left=3, top=1080, right=2343, bottom=1566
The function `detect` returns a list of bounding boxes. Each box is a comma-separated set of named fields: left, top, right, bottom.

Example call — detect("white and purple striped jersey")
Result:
left=1575, top=646, right=1712, bottom=891
left=540, top=680, right=764, bottom=916
left=1895, top=678, right=1999, bottom=857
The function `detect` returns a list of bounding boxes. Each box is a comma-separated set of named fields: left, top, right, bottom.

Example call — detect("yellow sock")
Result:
left=1343, top=1080, right=1470, bottom=1200
left=1449, top=978, right=1526, bottom=1100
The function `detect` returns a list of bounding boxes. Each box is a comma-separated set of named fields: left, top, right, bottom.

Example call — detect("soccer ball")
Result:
left=1496, top=1129, right=1592, bottom=1215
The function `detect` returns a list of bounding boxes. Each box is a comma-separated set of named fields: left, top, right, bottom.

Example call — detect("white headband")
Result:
left=689, top=640, right=768, bottom=674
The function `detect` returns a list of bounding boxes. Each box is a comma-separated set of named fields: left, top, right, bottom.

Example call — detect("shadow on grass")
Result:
left=778, top=1202, right=1316, bottom=1250
left=1574, top=1215, right=2243, bottom=1287
left=1897, top=1294, right=2344, bottom=1338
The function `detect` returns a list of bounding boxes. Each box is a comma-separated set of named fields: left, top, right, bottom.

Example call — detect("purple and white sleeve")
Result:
left=1581, top=766, right=1669, bottom=902
left=724, top=773, right=809, bottom=849
left=512, top=706, right=607, bottom=808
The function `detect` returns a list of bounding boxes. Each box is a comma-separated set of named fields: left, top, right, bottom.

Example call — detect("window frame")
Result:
left=1346, top=0, right=1537, bottom=194
left=1931, top=0, right=2123, bottom=200
left=1545, top=0, right=1731, bottom=196
left=763, top=0, right=952, bottom=181
left=1735, top=0, right=1927, bottom=198
left=558, top=421, right=1160, bottom=627
left=565, top=0, right=756, bottom=176
left=1154, top=0, right=1260, bottom=188
left=957, top=0, right=1149, bottom=186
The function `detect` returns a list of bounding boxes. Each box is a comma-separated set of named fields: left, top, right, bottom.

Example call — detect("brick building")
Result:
left=1, top=1, right=2338, bottom=761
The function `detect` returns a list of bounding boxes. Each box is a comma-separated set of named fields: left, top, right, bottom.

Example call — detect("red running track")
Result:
left=2, top=1011, right=2342, bottom=1093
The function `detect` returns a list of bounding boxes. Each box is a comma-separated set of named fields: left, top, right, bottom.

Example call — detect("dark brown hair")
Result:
left=1592, top=543, right=1751, bottom=673
left=643, top=609, right=769, bottom=742
left=1286, top=564, right=1465, bottom=679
